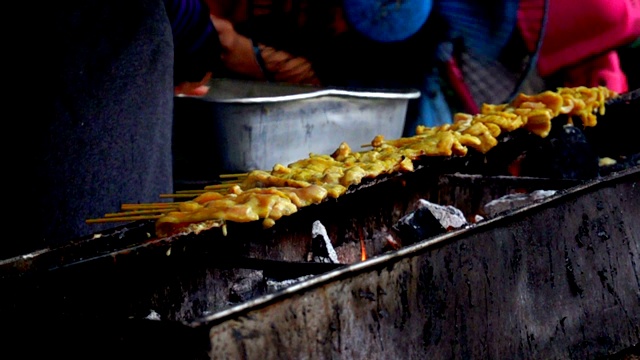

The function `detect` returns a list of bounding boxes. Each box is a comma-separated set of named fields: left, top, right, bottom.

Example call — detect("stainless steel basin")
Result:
left=173, top=79, right=420, bottom=175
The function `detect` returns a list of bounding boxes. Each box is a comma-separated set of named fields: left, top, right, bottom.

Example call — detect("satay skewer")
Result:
left=220, top=179, right=244, bottom=184
left=204, top=183, right=237, bottom=190
left=175, top=189, right=209, bottom=194
left=159, top=193, right=199, bottom=199
left=87, top=87, right=620, bottom=230
left=219, top=172, right=249, bottom=179
left=86, top=214, right=163, bottom=224
left=120, top=203, right=181, bottom=211
left=104, top=209, right=171, bottom=217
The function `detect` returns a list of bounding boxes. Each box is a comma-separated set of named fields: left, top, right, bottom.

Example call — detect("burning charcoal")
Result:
left=583, top=89, right=640, bottom=159
left=333, top=242, right=363, bottom=264
left=310, top=220, right=339, bottom=264
left=266, top=274, right=317, bottom=293
left=394, top=200, right=468, bottom=243
left=483, top=190, right=557, bottom=218
left=228, top=270, right=266, bottom=304
left=145, top=310, right=161, bottom=321
left=421, top=201, right=468, bottom=230
left=370, top=227, right=402, bottom=252
left=519, top=123, right=599, bottom=180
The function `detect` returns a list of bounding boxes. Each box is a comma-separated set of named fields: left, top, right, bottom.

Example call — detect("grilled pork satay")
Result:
left=157, top=189, right=299, bottom=233
left=523, top=109, right=554, bottom=138
left=152, top=86, right=618, bottom=238
left=235, top=192, right=298, bottom=227
left=193, top=191, right=226, bottom=204
left=557, top=86, right=617, bottom=126
left=160, top=202, right=259, bottom=225
left=399, top=130, right=469, bottom=158
left=272, top=157, right=348, bottom=197
left=276, top=185, right=328, bottom=207
left=331, top=142, right=352, bottom=162
left=241, top=170, right=312, bottom=189
left=236, top=185, right=328, bottom=208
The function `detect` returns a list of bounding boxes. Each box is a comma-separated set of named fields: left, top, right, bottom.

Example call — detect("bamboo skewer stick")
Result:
left=86, top=214, right=164, bottom=224
left=204, top=183, right=237, bottom=190
left=159, top=193, right=199, bottom=199
left=120, top=203, right=181, bottom=211
left=175, top=189, right=209, bottom=194
left=104, top=209, right=171, bottom=217
left=219, top=172, right=249, bottom=179
left=121, top=202, right=180, bottom=207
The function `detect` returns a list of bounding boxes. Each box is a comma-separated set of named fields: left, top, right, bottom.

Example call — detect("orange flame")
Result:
left=359, top=227, right=367, bottom=261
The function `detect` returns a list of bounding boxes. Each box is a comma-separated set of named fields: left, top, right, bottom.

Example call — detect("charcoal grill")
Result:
left=1, top=90, right=638, bottom=359
left=1, top=164, right=638, bottom=359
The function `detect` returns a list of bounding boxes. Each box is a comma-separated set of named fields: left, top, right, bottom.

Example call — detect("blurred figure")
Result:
left=203, top=0, right=339, bottom=85
left=518, top=0, right=640, bottom=92
left=3, top=0, right=223, bottom=259
left=201, top=0, right=532, bottom=134
left=619, top=38, right=640, bottom=90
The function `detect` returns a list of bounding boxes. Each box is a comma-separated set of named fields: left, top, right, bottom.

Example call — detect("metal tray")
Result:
left=173, top=79, right=420, bottom=177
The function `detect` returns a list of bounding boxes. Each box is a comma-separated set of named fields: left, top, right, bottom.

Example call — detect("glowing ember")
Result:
left=359, top=227, right=367, bottom=261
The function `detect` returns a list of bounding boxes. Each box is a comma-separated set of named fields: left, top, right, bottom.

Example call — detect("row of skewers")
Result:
left=86, top=173, right=248, bottom=224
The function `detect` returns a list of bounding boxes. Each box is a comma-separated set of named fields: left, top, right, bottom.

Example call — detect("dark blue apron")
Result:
left=3, top=0, right=174, bottom=257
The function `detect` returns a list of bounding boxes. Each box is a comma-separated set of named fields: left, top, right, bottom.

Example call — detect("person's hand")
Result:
left=211, top=15, right=265, bottom=80
left=174, top=71, right=212, bottom=96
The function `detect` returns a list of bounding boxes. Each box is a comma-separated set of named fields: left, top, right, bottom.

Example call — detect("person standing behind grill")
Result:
left=203, top=0, right=326, bottom=85
left=199, top=0, right=455, bottom=134
left=2, top=0, right=224, bottom=259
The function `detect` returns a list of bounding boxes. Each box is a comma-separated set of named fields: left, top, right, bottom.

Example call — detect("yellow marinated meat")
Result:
left=155, top=86, right=617, bottom=237
left=241, top=170, right=312, bottom=189
left=523, top=108, right=554, bottom=137
left=331, top=142, right=353, bottom=161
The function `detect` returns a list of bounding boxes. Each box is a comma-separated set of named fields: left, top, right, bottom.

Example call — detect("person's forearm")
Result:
left=256, top=43, right=321, bottom=86
left=211, top=15, right=320, bottom=85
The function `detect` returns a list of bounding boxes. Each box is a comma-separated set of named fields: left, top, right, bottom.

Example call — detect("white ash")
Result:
left=229, top=270, right=265, bottom=303
left=145, top=310, right=161, bottom=321
left=371, top=226, right=402, bottom=251
left=394, top=200, right=468, bottom=243
left=311, top=220, right=339, bottom=263
left=266, top=274, right=317, bottom=293
left=412, top=199, right=468, bottom=230
left=473, top=215, right=485, bottom=223
left=483, top=190, right=557, bottom=218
